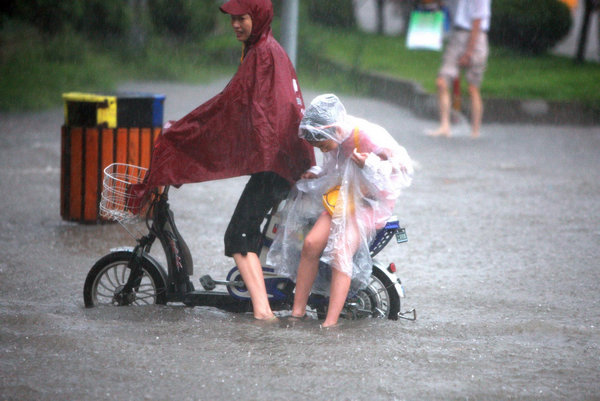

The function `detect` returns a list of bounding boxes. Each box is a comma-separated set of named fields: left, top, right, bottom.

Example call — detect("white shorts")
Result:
left=439, top=29, right=489, bottom=87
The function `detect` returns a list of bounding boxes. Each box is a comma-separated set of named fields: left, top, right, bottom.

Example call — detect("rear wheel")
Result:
left=366, top=267, right=400, bottom=320
left=345, top=267, right=400, bottom=320
left=83, top=251, right=167, bottom=307
left=320, top=267, right=401, bottom=320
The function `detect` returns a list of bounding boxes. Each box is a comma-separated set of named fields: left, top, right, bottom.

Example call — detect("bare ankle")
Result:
left=427, top=126, right=451, bottom=137
left=253, top=310, right=275, bottom=320
left=291, top=308, right=306, bottom=318
left=254, top=314, right=275, bottom=321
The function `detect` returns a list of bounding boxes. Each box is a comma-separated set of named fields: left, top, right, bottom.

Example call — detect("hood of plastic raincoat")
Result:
left=298, top=94, right=348, bottom=143
left=134, top=0, right=314, bottom=198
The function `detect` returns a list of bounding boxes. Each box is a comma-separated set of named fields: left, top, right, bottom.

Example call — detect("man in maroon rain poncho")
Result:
left=137, top=0, right=315, bottom=320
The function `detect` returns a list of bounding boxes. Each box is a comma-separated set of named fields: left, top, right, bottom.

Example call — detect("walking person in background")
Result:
left=429, top=0, right=491, bottom=138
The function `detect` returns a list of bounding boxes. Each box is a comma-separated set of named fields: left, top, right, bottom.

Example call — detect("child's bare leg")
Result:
left=322, top=268, right=351, bottom=327
left=292, top=212, right=331, bottom=317
left=322, top=217, right=361, bottom=327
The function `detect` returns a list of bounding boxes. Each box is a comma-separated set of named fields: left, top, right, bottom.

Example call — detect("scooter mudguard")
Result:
left=372, top=260, right=405, bottom=298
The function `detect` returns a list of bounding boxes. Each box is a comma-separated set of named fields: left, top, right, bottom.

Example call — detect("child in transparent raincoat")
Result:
left=266, top=94, right=413, bottom=327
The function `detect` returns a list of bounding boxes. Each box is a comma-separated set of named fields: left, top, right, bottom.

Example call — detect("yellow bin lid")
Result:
left=62, top=92, right=117, bottom=128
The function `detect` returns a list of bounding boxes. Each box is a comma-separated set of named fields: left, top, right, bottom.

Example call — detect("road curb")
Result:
left=320, top=58, right=600, bottom=126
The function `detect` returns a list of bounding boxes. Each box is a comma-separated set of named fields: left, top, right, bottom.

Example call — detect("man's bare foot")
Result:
left=254, top=312, right=277, bottom=320
left=426, top=127, right=451, bottom=137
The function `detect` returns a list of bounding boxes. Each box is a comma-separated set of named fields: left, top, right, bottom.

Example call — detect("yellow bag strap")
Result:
left=353, top=127, right=360, bottom=152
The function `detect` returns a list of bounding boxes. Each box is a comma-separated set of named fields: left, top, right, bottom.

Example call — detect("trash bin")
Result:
left=60, top=92, right=165, bottom=223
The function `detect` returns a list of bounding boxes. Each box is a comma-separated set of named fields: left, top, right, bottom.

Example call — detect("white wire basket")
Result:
left=100, top=163, right=149, bottom=223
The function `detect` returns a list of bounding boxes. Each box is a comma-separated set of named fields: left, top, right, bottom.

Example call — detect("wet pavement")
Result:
left=1, top=80, right=599, bottom=400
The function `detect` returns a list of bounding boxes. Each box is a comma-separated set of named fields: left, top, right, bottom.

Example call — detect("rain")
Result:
left=1, top=1, right=599, bottom=400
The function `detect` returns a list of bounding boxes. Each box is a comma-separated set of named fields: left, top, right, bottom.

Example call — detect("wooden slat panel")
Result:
left=101, top=128, right=114, bottom=171
left=83, top=128, right=99, bottom=222
left=140, top=128, right=151, bottom=169
left=69, top=127, right=83, bottom=220
left=128, top=127, right=140, bottom=166
left=60, top=126, right=69, bottom=218
left=116, top=128, right=128, bottom=165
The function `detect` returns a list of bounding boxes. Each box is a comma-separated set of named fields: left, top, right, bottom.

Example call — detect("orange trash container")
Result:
left=60, top=92, right=165, bottom=223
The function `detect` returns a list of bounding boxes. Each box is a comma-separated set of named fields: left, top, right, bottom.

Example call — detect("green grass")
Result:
left=1, top=34, right=114, bottom=111
left=0, top=21, right=237, bottom=112
left=483, top=48, right=600, bottom=104
left=300, top=24, right=600, bottom=108
left=1, top=18, right=599, bottom=112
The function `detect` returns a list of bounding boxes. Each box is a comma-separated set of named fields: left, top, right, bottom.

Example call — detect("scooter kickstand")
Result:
left=398, top=308, right=417, bottom=321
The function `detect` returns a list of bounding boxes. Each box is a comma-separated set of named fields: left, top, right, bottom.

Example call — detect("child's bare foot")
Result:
left=320, top=320, right=343, bottom=329
left=321, top=318, right=340, bottom=328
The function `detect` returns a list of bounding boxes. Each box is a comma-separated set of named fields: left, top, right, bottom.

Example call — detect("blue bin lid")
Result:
left=115, top=92, right=166, bottom=101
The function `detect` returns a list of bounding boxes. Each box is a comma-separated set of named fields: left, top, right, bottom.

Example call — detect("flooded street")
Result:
left=1, top=81, right=599, bottom=400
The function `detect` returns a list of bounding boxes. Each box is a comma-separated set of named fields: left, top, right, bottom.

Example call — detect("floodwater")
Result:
left=1, top=81, right=599, bottom=400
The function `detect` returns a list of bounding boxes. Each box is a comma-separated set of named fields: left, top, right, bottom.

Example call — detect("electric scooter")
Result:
left=83, top=163, right=416, bottom=321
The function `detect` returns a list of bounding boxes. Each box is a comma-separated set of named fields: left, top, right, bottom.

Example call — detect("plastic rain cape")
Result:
left=267, top=99, right=413, bottom=295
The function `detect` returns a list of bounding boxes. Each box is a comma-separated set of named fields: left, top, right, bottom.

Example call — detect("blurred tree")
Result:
left=78, top=0, right=132, bottom=40
left=1, top=0, right=131, bottom=40
left=575, top=0, right=600, bottom=62
left=489, top=0, right=572, bottom=55
left=307, top=0, right=355, bottom=28
left=388, top=0, right=419, bottom=35
left=376, top=0, right=385, bottom=34
left=148, top=0, right=217, bottom=41
left=3, top=0, right=84, bottom=34
left=129, top=0, right=149, bottom=50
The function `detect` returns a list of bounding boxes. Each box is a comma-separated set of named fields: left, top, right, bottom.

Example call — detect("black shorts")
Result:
left=224, top=172, right=290, bottom=257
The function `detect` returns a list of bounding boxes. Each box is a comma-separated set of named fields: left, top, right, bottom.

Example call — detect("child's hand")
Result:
left=301, top=171, right=318, bottom=179
left=351, top=148, right=368, bottom=168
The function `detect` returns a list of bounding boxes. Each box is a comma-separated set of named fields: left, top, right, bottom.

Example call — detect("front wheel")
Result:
left=83, top=251, right=167, bottom=307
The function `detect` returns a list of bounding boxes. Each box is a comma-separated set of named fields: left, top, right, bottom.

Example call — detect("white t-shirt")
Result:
left=453, top=0, right=492, bottom=32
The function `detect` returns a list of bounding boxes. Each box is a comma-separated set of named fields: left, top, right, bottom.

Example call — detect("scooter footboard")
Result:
left=225, top=266, right=294, bottom=302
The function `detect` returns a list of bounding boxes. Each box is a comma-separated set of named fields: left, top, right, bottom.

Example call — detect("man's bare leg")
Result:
left=428, top=76, right=452, bottom=137
left=468, top=84, right=483, bottom=138
left=233, top=252, right=275, bottom=320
